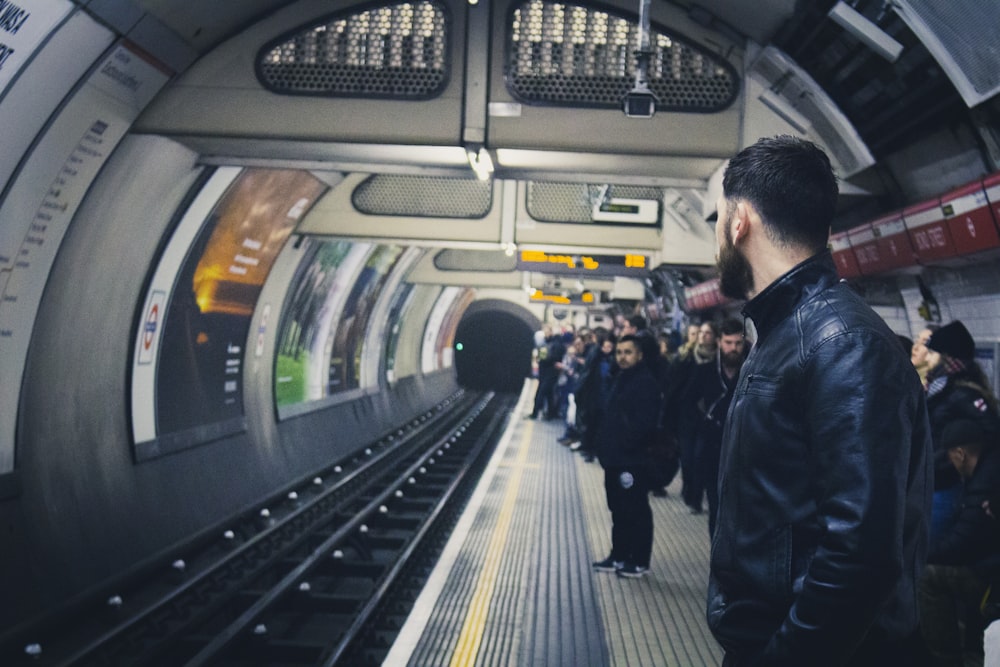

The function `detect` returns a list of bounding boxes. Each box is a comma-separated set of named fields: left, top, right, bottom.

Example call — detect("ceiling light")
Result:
left=466, top=146, right=494, bottom=181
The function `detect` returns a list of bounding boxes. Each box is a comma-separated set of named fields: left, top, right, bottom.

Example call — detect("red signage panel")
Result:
left=981, top=172, right=1000, bottom=247
left=846, top=223, right=882, bottom=275
left=869, top=211, right=916, bottom=270
left=903, top=198, right=957, bottom=262
left=830, top=230, right=860, bottom=279
left=941, top=180, right=1000, bottom=256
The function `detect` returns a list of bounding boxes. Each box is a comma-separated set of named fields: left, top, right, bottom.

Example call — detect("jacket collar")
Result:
left=741, top=250, right=840, bottom=344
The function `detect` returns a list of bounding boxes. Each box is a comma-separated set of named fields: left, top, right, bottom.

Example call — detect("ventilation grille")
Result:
left=434, top=249, right=518, bottom=271
left=506, top=0, right=738, bottom=110
left=894, top=1, right=1000, bottom=107
left=353, top=175, right=492, bottom=217
left=527, top=182, right=663, bottom=223
left=257, top=1, right=449, bottom=98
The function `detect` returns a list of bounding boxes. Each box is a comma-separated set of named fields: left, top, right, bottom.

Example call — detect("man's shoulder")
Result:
left=796, top=281, right=893, bottom=342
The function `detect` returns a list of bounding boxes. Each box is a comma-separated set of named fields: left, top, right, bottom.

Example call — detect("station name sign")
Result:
left=517, top=250, right=648, bottom=276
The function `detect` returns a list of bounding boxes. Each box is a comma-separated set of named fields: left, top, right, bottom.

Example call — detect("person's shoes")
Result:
left=557, top=436, right=573, bottom=445
left=616, top=563, right=649, bottom=578
left=651, top=487, right=668, bottom=498
left=592, top=556, right=624, bottom=572
left=569, top=441, right=582, bottom=451
left=583, top=454, right=596, bottom=463
left=525, top=413, right=538, bottom=420
left=689, top=506, right=704, bottom=515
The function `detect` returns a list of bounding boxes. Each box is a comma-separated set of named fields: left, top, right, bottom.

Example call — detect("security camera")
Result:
left=622, top=88, right=657, bottom=118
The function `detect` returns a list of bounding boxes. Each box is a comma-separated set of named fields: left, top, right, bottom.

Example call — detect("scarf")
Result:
left=926, top=355, right=967, bottom=398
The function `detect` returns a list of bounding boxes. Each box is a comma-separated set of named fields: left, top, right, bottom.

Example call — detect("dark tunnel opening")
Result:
left=454, top=310, right=534, bottom=393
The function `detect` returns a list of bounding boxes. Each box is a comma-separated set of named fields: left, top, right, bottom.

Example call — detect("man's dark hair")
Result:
left=719, top=318, right=743, bottom=337
left=700, top=321, right=720, bottom=338
left=627, top=315, right=648, bottom=331
left=722, top=135, right=838, bottom=253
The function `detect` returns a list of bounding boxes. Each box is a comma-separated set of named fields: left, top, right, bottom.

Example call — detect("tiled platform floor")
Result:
left=385, top=384, right=723, bottom=666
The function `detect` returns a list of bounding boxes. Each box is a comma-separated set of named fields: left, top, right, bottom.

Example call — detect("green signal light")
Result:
left=456, top=342, right=464, bottom=351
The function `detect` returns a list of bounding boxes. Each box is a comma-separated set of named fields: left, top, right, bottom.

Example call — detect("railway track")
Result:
left=7, top=390, right=515, bottom=666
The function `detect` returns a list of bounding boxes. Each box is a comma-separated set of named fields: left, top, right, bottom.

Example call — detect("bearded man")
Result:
left=706, top=136, right=933, bottom=667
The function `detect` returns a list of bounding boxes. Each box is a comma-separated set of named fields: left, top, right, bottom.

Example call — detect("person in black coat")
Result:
left=707, top=136, right=931, bottom=667
left=684, top=317, right=746, bottom=537
left=591, top=334, right=661, bottom=578
left=924, top=320, right=1000, bottom=543
left=919, top=419, right=1000, bottom=666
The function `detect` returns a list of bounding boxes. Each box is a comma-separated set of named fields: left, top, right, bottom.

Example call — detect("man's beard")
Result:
left=717, top=222, right=753, bottom=300
left=722, top=350, right=743, bottom=370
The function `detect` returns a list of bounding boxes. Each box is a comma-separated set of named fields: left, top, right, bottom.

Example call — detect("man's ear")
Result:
left=730, top=201, right=750, bottom=244
left=732, top=200, right=764, bottom=245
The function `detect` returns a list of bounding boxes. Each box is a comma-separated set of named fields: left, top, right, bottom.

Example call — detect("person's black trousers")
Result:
left=603, top=466, right=653, bottom=567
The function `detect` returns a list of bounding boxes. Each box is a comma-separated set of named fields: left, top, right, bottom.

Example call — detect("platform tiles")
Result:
left=385, top=386, right=723, bottom=667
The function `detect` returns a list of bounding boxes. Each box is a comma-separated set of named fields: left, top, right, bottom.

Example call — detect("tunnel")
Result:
left=454, top=301, right=538, bottom=393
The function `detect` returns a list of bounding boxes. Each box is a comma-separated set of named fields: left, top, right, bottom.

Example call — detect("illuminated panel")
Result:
left=517, top=250, right=647, bottom=276
left=421, top=286, right=474, bottom=373
left=529, top=289, right=595, bottom=305
left=383, top=282, right=416, bottom=384
left=433, top=287, right=475, bottom=371
left=139, top=169, right=326, bottom=458
left=327, top=245, right=404, bottom=394
left=274, top=238, right=356, bottom=411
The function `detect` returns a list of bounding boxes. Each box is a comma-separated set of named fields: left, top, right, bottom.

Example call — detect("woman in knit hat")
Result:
left=924, top=320, right=1000, bottom=542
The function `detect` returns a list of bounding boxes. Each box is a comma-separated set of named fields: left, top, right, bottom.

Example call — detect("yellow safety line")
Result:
left=448, top=420, right=533, bottom=667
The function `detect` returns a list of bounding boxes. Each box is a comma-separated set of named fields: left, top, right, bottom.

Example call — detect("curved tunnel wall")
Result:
left=0, top=133, right=463, bottom=631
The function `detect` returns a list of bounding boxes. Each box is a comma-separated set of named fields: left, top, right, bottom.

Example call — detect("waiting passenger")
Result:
left=677, top=322, right=700, bottom=360
left=557, top=335, right=587, bottom=446
left=919, top=419, right=1000, bottom=667
left=591, top=334, right=661, bottom=578
left=706, top=135, right=932, bottom=667
left=528, top=324, right=565, bottom=420
left=673, top=320, right=719, bottom=514
left=573, top=332, right=615, bottom=463
left=913, top=325, right=940, bottom=387
left=924, top=320, right=1000, bottom=543
left=684, top=317, right=745, bottom=537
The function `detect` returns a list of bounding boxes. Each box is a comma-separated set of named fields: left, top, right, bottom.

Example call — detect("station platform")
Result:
left=384, top=383, right=724, bottom=667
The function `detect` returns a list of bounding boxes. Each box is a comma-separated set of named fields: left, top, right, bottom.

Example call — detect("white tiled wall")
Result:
left=877, top=261, right=1000, bottom=391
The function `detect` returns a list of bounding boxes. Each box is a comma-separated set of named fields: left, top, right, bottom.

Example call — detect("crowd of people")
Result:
left=524, top=136, right=1000, bottom=666
left=528, top=312, right=748, bottom=577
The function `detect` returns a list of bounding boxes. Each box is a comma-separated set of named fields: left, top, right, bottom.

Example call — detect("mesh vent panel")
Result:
left=257, top=1, right=449, bottom=98
left=353, top=175, right=492, bottom=217
left=434, top=249, right=518, bottom=271
left=896, top=0, right=1000, bottom=106
left=527, top=182, right=663, bottom=223
left=506, top=0, right=738, bottom=110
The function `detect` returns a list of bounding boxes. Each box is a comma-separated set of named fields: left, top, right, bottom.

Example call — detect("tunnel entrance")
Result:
left=454, top=307, right=535, bottom=393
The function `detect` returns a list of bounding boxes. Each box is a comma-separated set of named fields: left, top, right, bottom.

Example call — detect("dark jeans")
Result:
left=603, top=466, right=653, bottom=567
left=532, top=373, right=558, bottom=418
left=696, top=432, right=721, bottom=536
left=918, top=564, right=987, bottom=667
left=680, top=432, right=703, bottom=510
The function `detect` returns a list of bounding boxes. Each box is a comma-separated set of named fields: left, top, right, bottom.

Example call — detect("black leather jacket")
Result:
left=707, top=251, right=933, bottom=666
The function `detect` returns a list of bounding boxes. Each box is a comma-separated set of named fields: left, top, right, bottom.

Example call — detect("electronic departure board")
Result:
left=516, top=250, right=648, bottom=276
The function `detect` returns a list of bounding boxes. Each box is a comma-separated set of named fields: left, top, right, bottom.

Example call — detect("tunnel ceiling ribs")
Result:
left=255, top=0, right=450, bottom=98
left=505, top=0, right=739, bottom=110
left=771, top=0, right=970, bottom=159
